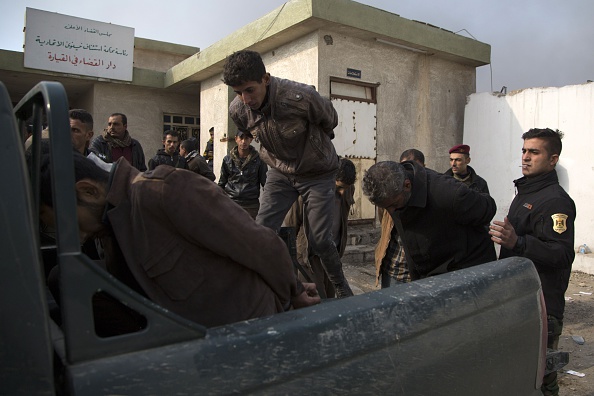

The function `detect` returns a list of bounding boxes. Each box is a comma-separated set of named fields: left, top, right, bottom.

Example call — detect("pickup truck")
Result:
left=1, top=81, right=565, bottom=395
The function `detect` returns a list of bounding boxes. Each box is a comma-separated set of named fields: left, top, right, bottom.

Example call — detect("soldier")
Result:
left=489, top=128, right=576, bottom=396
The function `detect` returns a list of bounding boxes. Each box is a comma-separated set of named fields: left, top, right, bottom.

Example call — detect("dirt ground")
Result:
left=557, top=271, right=594, bottom=395
left=343, top=265, right=594, bottom=395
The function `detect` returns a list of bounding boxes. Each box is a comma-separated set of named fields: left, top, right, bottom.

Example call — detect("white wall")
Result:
left=464, top=82, right=594, bottom=272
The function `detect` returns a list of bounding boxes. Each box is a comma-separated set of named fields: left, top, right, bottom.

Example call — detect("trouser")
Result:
left=542, top=315, right=563, bottom=396
left=257, top=169, right=353, bottom=298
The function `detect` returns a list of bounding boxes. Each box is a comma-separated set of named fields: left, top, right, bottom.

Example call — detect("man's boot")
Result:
left=318, top=246, right=354, bottom=298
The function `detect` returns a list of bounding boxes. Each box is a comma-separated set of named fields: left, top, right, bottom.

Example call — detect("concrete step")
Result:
left=345, top=223, right=381, bottom=247
left=342, top=244, right=375, bottom=266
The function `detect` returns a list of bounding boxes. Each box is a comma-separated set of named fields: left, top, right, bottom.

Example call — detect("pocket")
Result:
left=141, top=237, right=204, bottom=301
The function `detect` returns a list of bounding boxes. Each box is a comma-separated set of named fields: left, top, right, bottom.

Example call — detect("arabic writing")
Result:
left=47, top=52, right=116, bottom=69
left=64, top=23, right=112, bottom=37
left=35, top=36, right=128, bottom=56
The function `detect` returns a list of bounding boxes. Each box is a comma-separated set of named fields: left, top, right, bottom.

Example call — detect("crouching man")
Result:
left=39, top=152, right=320, bottom=328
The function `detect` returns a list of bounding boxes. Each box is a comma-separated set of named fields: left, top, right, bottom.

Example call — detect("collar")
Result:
left=514, top=169, right=558, bottom=194
left=401, top=161, right=427, bottom=209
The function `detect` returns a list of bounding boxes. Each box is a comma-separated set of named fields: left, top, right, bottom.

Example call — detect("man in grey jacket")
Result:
left=223, top=50, right=353, bottom=298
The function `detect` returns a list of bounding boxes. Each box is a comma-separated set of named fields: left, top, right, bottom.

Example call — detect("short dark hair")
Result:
left=336, top=157, right=356, bottom=185
left=222, top=50, right=267, bottom=87
left=362, top=161, right=406, bottom=206
left=69, top=109, right=93, bottom=130
left=40, top=149, right=109, bottom=208
left=399, top=149, right=425, bottom=165
left=110, top=113, right=127, bottom=126
left=163, top=130, right=180, bottom=140
left=180, top=139, right=196, bottom=152
left=522, top=128, right=563, bottom=156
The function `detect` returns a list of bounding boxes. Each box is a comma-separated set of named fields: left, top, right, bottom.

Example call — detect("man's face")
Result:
left=164, top=134, right=179, bottom=155
left=235, top=134, right=253, bottom=150
left=231, top=74, right=270, bottom=110
left=335, top=181, right=352, bottom=198
left=107, top=115, right=126, bottom=140
left=70, top=118, right=93, bottom=154
left=521, top=138, right=558, bottom=178
left=376, top=179, right=412, bottom=216
left=449, top=153, right=470, bottom=175
left=39, top=181, right=108, bottom=244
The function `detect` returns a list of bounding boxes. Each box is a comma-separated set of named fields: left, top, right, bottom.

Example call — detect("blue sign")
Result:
left=347, top=68, right=361, bottom=79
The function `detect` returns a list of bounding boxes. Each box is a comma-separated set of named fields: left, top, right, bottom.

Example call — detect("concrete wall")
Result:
left=92, top=83, right=199, bottom=160
left=463, top=82, right=594, bottom=273
left=317, top=29, right=476, bottom=170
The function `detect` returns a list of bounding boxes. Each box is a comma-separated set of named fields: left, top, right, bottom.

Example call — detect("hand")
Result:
left=489, top=216, right=518, bottom=250
left=292, top=283, right=321, bottom=309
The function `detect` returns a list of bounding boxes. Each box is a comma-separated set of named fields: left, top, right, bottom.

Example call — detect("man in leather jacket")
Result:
left=223, top=50, right=353, bottom=298
left=218, top=130, right=267, bottom=219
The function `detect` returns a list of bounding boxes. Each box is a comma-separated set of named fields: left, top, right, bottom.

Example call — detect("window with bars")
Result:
left=163, top=113, right=200, bottom=144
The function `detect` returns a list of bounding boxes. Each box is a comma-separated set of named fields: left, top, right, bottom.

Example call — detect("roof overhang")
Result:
left=164, top=0, right=491, bottom=90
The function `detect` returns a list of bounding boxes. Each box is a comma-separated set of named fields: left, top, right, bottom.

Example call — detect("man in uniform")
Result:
left=445, top=144, right=489, bottom=193
left=489, top=128, right=575, bottom=396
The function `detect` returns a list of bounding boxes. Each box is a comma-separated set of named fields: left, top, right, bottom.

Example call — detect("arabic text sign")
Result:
left=24, top=8, right=134, bottom=81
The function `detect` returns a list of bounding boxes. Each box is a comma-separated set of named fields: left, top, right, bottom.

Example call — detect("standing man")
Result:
left=444, top=144, right=489, bottom=193
left=179, top=139, right=216, bottom=181
left=218, top=130, right=267, bottom=219
left=489, top=128, right=575, bottom=396
left=89, top=113, right=147, bottom=171
left=223, top=50, right=353, bottom=298
left=69, top=109, right=94, bottom=155
left=203, top=127, right=214, bottom=170
left=375, top=149, right=425, bottom=288
left=148, top=130, right=187, bottom=170
left=284, top=157, right=356, bottom=298
left=362, top=160, right=496, bottom=280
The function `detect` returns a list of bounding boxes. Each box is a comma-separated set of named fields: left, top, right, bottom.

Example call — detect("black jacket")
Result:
left=499, top=170, right=576, bottom=319
left=218, top=146, right=267, bottom=206
left=393, top=161, right=497, bottom=280
left=148, top=149, right=188, bottom=170
left=444, top=165, right=490, bottom=194
left=89, top=135, right=147, bottom=171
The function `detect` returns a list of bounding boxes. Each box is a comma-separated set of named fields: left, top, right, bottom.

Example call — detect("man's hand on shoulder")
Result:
left=291, top=282, right=321, bottom=309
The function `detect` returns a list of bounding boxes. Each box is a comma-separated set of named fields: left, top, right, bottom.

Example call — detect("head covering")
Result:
left=449, top=144, right=470, bottom=155
left=209, top=127, right=214, bottom=133
left=236, top=130, right=253, bottom=139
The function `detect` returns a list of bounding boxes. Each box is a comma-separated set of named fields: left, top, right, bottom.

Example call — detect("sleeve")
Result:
left=218, top=158, right=229, bottom=188
left=519, top=197, right=576, bottom=269
left=147, top=157, right=156, bottom=171
left=162, top=172, right=300, bottom=305
left=196, top=157, right=216, bottom=181
left=306, top=89, right=338, bottom=137
left=452, top=182, right=497, bottom=226
left=137, top=149, right=147, bottom=172
left=258, top=160, right=268, bottom=187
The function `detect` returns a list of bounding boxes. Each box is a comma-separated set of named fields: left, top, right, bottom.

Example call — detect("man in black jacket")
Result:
left=148, top=130, right=187, bottom=170
left=489, top=128, right=575, bottom=396
left=218, top=130, right=267, bottom=219
left=362, top=160, right=496, bottom=280
left=444, top=144, right=490, bottom=194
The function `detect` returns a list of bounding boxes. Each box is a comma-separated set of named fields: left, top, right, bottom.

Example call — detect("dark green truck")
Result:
left=1, top=81, right=565, bottom=395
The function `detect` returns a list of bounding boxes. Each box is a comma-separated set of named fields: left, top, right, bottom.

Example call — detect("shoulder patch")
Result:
left=551, top=213, right=569, bottom=234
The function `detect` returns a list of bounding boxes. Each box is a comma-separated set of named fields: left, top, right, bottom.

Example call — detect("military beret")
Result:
left=449, top=144, right=470, bottom=155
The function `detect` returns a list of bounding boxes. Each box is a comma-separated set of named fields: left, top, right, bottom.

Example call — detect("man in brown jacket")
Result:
left=224, top=50, right=354, bottom=298
left=39, top=152, right=320, bottom=329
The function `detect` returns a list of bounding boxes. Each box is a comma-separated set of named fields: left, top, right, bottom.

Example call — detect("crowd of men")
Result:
left=41, top=49, right=573, bottom=396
